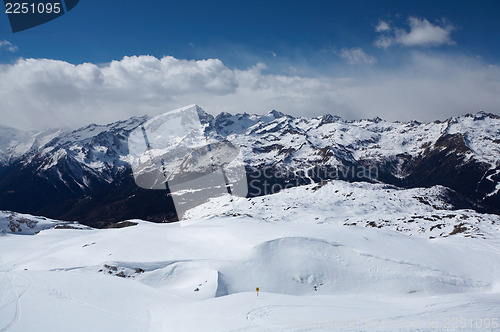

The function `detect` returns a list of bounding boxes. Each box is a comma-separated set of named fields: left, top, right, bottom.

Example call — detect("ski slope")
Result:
left=1, top=181, right=499, bottom=331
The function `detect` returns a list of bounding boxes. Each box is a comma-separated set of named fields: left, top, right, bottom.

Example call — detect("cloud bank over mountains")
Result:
left=0, top=52, right=499, bottom=130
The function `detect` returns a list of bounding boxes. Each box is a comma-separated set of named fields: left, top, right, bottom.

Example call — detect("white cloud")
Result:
left=375, top=20, right=390, bottom=32
left=375, top=17, right=455, bottom=48
left=0, top=40, right=18, bottom=53
left=340, top=48, right=377, bottom=65
left=0, top=54, right=499, bottom=130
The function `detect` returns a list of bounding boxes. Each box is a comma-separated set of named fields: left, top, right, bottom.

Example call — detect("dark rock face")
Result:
left=0, top=109, right=498, bottom=227
left=351, top=133, right=497, bottom=214
left=397, top=133, right=497, bottom=214
left=0, top=163, right=178, bottom=228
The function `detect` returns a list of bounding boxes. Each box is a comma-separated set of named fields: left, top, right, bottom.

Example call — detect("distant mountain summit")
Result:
left=0, top=107, right=499, bottom=227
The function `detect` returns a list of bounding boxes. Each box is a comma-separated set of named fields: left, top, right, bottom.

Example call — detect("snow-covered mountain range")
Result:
left=0, top=106, right=499, bottom=226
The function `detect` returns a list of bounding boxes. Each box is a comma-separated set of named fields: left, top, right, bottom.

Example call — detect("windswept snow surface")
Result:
left=1, top=181, right=500, bottom=331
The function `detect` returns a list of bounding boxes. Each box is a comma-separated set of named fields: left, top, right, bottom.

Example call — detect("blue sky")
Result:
left=1, top=0, right=500, bottom=67
left=0, top=0, right=499, bottom=129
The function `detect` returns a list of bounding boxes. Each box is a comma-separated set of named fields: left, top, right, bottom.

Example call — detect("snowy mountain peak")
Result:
left=466, top=110, right=500, bottom=120
left=0, top=126, right=64, bottom=165
left=266, top=109, right=285, bottom=118
left=317, top=113, right=343, bottom=125
left=259, top=109, right=287, bottom=122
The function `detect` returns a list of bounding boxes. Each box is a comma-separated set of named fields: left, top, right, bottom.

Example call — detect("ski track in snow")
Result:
left=0, top=272, right=30, bottom=332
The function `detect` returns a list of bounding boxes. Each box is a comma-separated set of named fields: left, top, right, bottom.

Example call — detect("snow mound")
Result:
left=219, top=237, right=487, bottom=297
left=140, top=263, right=222, bottom=299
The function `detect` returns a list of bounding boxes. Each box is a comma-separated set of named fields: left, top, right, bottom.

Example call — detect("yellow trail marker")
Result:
left=256, top=287, right=259, bottom=296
